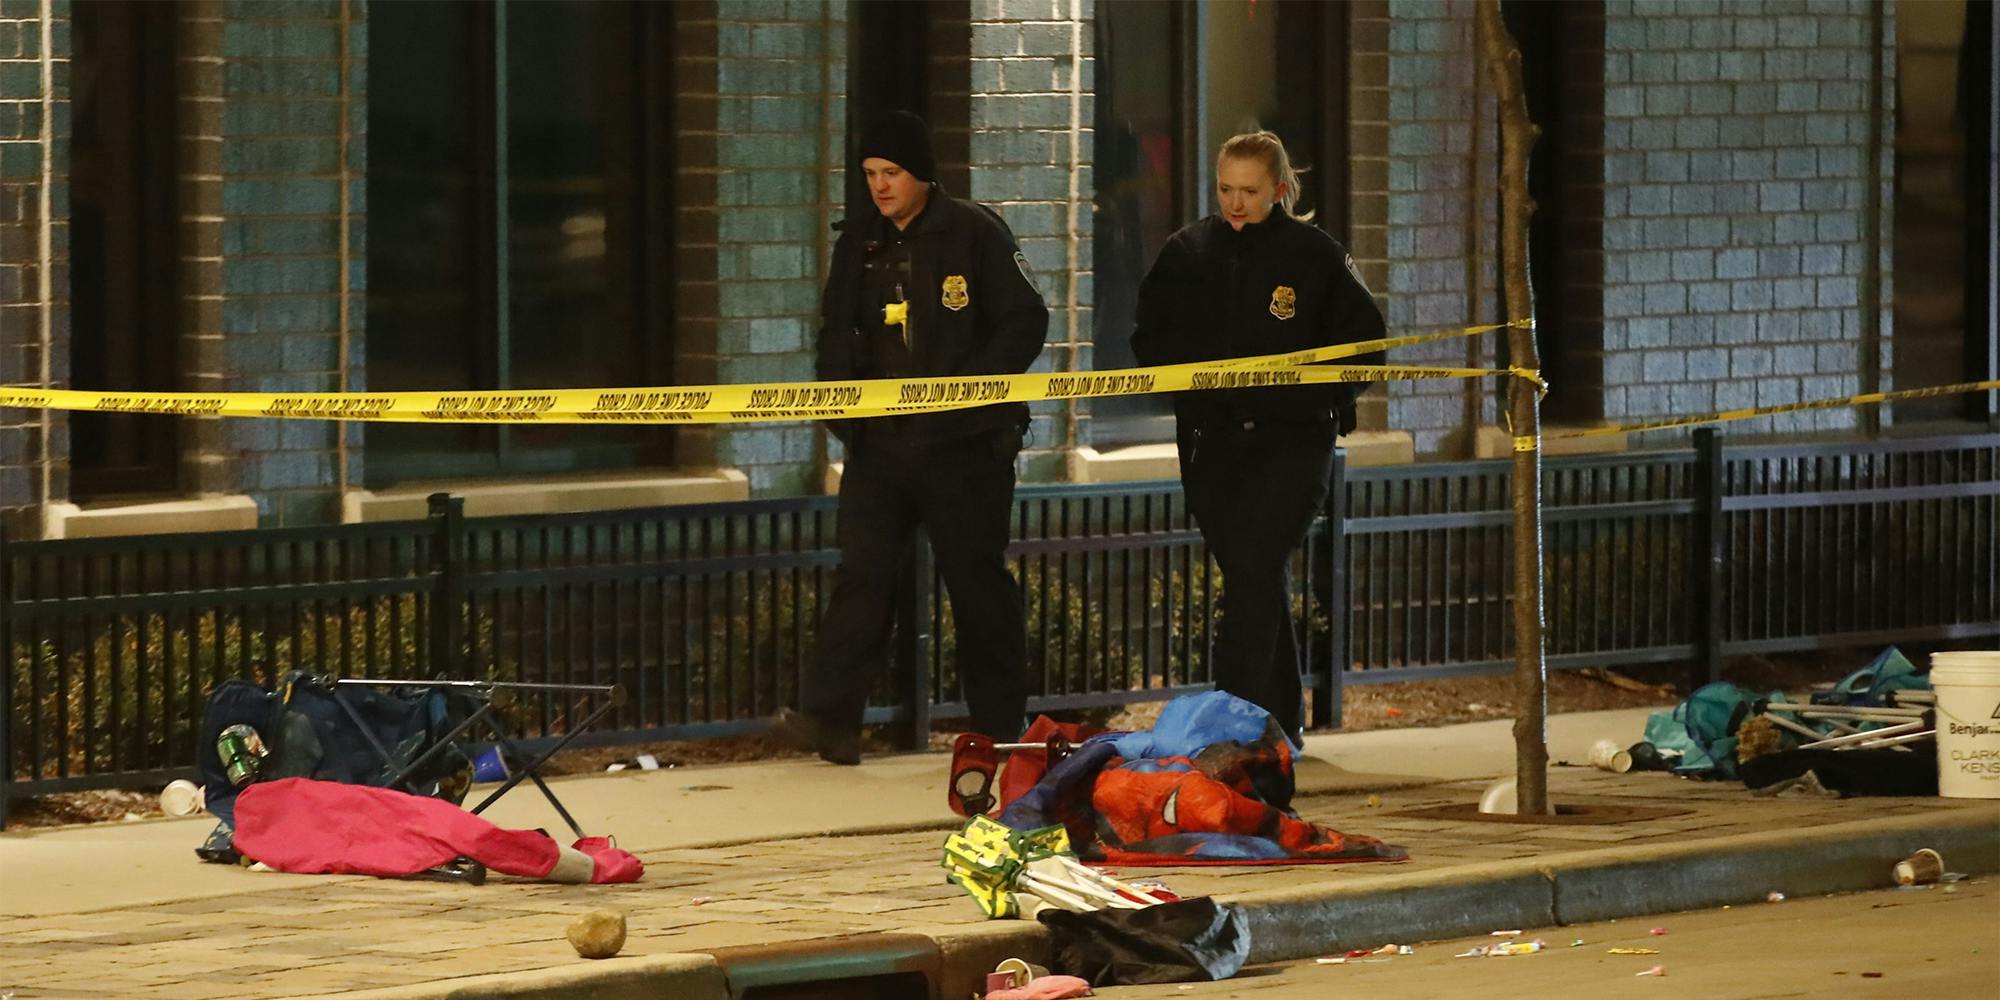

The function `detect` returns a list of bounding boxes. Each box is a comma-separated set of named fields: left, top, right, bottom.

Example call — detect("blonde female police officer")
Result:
left=1131, top=131, right=1386, bottom=743
left=770, top=112, right=1048, bottom=764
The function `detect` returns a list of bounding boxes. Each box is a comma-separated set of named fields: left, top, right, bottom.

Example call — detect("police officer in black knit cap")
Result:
left=1132, top=131, right=1387, bottom=744
left=769, top=111, right=1049, bottom=764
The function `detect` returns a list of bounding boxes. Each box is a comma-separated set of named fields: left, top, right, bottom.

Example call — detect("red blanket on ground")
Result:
left=233, top=778, right=641, bottom=883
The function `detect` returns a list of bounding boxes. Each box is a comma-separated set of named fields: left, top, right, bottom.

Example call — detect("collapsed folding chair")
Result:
left=1754, top=688, right=1936, bottom=751
left=198, top=672, right=623, bottom=881
left=326, top=677, right=625, bottom=840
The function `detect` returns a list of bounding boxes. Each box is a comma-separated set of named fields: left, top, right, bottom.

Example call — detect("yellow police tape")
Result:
left=0, top=321, right=1529, bottom=425
left=1548, top=379, right=2000, bottom=441
left=5, top=312, right=1983, bottom=434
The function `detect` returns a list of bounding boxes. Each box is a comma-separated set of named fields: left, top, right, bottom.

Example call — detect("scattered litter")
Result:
left=1344, top=949, right=1373, bottom=958
left=1635, top=965, right=1666, bottom=977
left=1483, top=940, right=1545, bottom=957
left=1893, top=848, right=1944, bottom=886
left=1490, top=929, right=1524, bottom=937
left=1607, top=948, right=1659, bottom=956
left=1468, top=703, right=1487, bottom=711
left=1941, top=872, right=1968, bottom=883
left=1385, top=707, right=1403, bottom=718
left=1861, top=972, right=1884, bottom=979
left=1648, top=927, right=1668, bottom=936
left=1570, top=939, right=1585, bottom=948
left=160, top=779, right=206, bottom=817
left=1766, top=891, right=1786, bottom=902
left=1315, top=957, right=1347, bottom=965
left=1365, top=794, right=1383, bottom=809
left=1455, top=947, right=1489, bottom=959
left=689, top=896, right=715, bottom=906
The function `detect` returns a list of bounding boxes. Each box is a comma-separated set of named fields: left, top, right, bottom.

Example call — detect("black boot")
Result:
left=768, top=707, right=862, bottom=766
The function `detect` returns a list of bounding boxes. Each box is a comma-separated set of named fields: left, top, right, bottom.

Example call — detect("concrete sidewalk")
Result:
left=2, top=708, right=1994, bottom=999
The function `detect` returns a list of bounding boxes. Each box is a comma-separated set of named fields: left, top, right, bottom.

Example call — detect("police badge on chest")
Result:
left=942, top=274, right=970, bottom=311
left=1269, top=285, right=1296, bottom=320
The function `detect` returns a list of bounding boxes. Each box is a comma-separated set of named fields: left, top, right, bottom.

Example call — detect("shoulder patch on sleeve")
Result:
left=1013, top=250, right=1043, bottom=297
left=1344, top=252, right=1372, bottom=296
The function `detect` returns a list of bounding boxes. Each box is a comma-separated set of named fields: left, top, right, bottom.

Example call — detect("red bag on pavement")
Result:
left=997, top=717, right=1106, bottom=812
left=233, top=778, right=641, bottom=884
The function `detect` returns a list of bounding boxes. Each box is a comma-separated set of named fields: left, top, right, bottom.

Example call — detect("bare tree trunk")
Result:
left=1475, top=0, right=1551, bottom=816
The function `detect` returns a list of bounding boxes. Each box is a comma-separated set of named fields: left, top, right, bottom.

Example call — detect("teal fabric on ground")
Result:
left=1813, top=646, right=1930, bottom=707
left=1645, top=682, right=1780, bottom=779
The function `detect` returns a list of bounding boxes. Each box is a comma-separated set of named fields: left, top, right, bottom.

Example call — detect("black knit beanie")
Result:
left=858, top=110, right=936, bottom=182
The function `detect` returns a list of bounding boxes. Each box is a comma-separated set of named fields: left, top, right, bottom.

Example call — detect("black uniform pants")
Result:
left=1178, top=421, right=1338, bottom=740
left=804, top=422, right=1028, bottom=741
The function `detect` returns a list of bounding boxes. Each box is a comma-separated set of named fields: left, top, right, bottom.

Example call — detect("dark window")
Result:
left=68, top=0, right=181, bottom=499
left=1092, top=0, right=1346, bottom=446
left=1505, top=0, right=1606, bottom=425
left=845, top=0, right=972, bottom=219
left=365, top=0, right=675, bottom=485
left=1962, top=0, right=1994, bottom=425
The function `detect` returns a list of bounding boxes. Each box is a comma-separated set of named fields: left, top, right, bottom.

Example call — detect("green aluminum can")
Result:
left=217, top=724, right=268, bottom=787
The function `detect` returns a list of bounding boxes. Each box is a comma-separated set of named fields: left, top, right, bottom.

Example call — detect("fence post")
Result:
left=892, top=535, right=933, bottom=751
left=427, top=494, right=467, bottom=677
left=1689, top=429, right=1724, bottom=690
left=0, top=523, right=10, bottom=831
left=1310, top=447, right=1347, bottom=731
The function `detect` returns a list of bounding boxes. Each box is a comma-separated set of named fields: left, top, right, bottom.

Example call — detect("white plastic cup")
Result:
left=1893, top=848, right=1944, bottom=886
left=1589, top=738, right=1634, bottom=773
left=159, top=779, right=206, bottom=817
left=1931, top=650, right=2000, bottom=799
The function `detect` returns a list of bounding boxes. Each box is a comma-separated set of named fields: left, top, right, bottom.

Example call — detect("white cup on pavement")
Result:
left=159, top=779, right=206, bottom=816
left=1589, top=739, right=1634, bottom=773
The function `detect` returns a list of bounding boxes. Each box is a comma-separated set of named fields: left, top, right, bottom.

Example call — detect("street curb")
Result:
left=1227, top=805, right=2000, bottom=964
left=280, top=953, right=728, bottom=1000
left=1546, top=806, right=2000, bottom=923
left=303, top=803, right=1998, bottom=999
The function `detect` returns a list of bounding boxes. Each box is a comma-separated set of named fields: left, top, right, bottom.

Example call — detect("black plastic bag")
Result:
left=1740, top=748, right=1938, bottom=797
left=1039, top=898, right=1251, bottom=986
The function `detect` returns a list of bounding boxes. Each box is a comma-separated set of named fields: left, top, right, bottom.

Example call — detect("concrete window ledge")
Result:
left=342, top=469, right=751, bottom=523
left=1334, top=430, right=1417, bottom=467
left=42, top=495, right=261, bottom=539
left=1069, top=430, right=1417, bottom=484
left=1068, top=443, right=1181, bottom=483
left=1473, top=423, right=1630, bottom=459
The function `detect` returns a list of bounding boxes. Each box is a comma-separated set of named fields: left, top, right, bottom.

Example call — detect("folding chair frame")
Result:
left=329, top=678, right=624, bottom=840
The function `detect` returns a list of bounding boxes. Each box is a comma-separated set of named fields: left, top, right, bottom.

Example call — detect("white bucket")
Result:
left=1931, top=650, right=2000, bottom=799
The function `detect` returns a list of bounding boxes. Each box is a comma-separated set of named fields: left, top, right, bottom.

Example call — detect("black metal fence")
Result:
left=5, top=429, right=1996, bottom=824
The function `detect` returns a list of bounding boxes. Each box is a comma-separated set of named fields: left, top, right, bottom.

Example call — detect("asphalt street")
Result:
left=1098, top=879, right=1997, bottom=999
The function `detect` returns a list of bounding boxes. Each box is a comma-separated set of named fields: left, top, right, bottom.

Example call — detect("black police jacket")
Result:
left=1130, top=212, right=1386, bottom=431
left=816, top=184, right=1050, bottom=445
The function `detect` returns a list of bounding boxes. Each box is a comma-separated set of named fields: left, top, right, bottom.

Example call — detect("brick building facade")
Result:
left=0, top=0, right=1992, bottom=533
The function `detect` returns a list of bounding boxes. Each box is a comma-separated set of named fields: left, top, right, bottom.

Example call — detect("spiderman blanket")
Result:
left=997, top=692, right=1406, bottom=866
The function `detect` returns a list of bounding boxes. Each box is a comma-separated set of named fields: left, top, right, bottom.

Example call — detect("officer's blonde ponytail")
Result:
left=1218, top=131, right=1314, bottom=222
